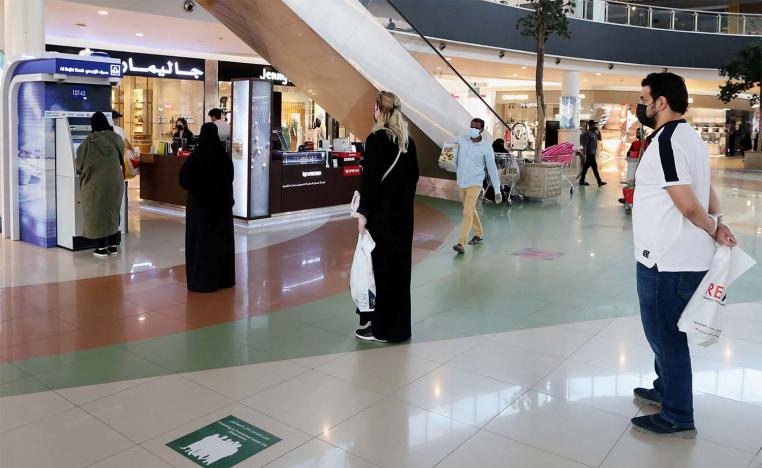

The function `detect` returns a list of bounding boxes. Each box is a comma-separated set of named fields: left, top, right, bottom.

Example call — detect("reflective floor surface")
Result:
left=0, top=157, right=761, bottom=467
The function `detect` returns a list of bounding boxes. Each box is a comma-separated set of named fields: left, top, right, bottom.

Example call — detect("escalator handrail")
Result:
left=384, top=0, right=511, bottom=132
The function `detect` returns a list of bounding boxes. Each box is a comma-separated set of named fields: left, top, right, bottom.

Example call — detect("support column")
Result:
left=3, top=0, right=45, bottom=61
left=204, top=59, right=219, bottom=117
left=558, top=70, right=581, bottom=148
left=592, top=0, right=605, bottom=22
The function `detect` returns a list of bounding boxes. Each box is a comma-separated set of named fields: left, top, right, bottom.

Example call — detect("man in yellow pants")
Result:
left=453, top=118, right=502, bottom=254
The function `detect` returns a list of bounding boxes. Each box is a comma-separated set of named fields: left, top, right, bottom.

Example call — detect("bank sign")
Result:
left=55, top=58, right=122, bottom=78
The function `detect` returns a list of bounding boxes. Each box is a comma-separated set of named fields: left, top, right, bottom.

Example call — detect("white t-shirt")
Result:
left=215, top=120, right=231, bottom=141
left=113, top=125, right=126, bottom=139
left=633, top=119, right=714, bottom=272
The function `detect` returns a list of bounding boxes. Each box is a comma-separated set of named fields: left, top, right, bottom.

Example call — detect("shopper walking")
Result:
left=452, top=118, right=501, bottom=255
left=579, top=120, right=607, bottom=187
left=75, top=112, right=125, bottom=258
left=354, top=91, right=419, bottom=343
left=631, top=72, right=737, bottom=438
left=179, top=122, right=236, bottom=293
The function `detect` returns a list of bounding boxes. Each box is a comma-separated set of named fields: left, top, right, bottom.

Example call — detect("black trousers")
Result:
left=96, top=232, right=120, bottom=249
left=580, top=154, right=602, bottom=184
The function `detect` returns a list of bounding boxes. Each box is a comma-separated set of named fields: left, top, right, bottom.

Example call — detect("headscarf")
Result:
left=179, top=122, right=234, bottom=209
left=91, top=111, right=112, bottom=132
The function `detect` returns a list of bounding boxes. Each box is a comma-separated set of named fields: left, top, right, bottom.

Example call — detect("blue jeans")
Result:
left=636, top=263, right=706, bottom=428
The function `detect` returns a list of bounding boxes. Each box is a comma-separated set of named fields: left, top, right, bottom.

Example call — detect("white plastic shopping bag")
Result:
left=438, top=142, right=459, bottom=172
left=350, top=232, right=376, bottom=312
left=678, top=245, right=757, bottom=347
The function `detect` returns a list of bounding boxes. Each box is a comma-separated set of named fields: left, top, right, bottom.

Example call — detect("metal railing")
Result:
left=491, top=0, right=762, bottom=35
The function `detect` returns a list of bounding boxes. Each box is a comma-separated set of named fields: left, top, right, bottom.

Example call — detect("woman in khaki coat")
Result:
left=75, top=112, right=125, bottom=258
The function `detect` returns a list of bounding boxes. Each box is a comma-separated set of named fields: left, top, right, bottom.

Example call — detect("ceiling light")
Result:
left=97, top=10, right=109, bottom=15
left=595, top=72, right=602, bottom=76
left=445, top=57, right=452, bottom=61
left=502, top=94, right=529, bottom=101
left=521, top=66, right=527, bottom=69
left=135, top=32, right=144, bottom=37
left=512, top=73, right=518, bottom=77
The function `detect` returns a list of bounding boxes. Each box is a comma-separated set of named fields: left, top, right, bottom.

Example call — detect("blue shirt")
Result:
left=455, top=135, right=500, bottom=190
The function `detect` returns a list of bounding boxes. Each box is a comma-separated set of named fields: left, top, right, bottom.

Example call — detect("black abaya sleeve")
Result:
left=357, top=133, right=381, bottom=218
left=179, top=155, right=198, bottom=191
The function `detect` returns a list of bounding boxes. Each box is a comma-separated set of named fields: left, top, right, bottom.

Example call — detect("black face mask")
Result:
left=636, top=103, right=657, bottom=129
left=176, top=125, right=184, bottom=131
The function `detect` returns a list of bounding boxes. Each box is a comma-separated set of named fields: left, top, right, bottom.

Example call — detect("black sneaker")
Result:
left=355, top=327, right=388, bottom=342
left=453, top=244, right=465, bottom=254
left=579, top=181, right=590, bottom=186
left=631, top=414, right=696, bottom=439
left=467, top=236, right=483, bottom=245
left=634, top=387, right=661, bottom=407
left=598, top=181, right=608, bottom=187
left=93, top=248, right=109, bottom=258
left=107, top=245, right=118, bottom=256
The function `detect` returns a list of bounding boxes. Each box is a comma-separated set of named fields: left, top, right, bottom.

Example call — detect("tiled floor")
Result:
left=0, top=157, right=761, bottom=467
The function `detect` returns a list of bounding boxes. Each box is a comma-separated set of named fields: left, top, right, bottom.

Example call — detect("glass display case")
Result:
left=230, top=78, right=273, bottom=219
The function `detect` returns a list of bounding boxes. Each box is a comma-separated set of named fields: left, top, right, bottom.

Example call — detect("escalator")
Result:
left=198, top=0, right=507, bottom=178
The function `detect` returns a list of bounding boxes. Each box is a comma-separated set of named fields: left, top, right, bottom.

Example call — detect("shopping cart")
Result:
left=495, top=152, right=524, bottom=205
left=541, top=143, right=577, bottom=194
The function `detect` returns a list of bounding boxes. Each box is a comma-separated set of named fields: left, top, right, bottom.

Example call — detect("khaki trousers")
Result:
left=458, top=185, right=483, bottom=246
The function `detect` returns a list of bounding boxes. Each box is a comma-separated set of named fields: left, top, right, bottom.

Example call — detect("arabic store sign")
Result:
left=46, top=46, right=206, bottom=81
left=121, top=57, right=204, bottom=80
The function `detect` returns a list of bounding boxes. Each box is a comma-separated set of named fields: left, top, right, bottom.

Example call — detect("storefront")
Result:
left=45, top=45, right=362, bottom=220
left=47, top=45, right=206, bottom=153
left=494, top=89, right=755, bottom=157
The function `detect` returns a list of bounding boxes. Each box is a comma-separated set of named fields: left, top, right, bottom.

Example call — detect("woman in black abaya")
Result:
left=179, top=122, right=235, bottom=293
left=355, top=91, right=419, bottom=343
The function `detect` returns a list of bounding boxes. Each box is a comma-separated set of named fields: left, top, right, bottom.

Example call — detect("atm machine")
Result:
left=0, top=53, right=123, bottom=248
left=55, top=118, right=127, bottom=250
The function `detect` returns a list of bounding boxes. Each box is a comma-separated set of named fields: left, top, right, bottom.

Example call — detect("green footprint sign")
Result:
left=167, top=415, right=281, bottom=467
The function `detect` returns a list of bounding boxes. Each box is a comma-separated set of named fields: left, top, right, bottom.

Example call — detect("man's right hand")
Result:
left=715, top=223, right=737, bottom=247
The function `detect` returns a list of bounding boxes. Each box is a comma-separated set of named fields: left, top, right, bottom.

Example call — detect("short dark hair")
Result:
left=587, top=120, right=596, bottom=129
left=641, top=72, right=689, bottom=114
left=208, top=108, right=223, bottom=119
left=471, top=118, right=485, bottom=129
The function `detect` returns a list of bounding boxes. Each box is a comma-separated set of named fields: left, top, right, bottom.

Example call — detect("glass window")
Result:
left=674, top=11, right=696, bottom=31
left=606, top=3, right=628, bottom=25
left=651, top=9, right=671, bottom=29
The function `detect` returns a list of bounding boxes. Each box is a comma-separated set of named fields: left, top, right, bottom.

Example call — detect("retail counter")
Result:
left=269, top=151, right=361, bottom=214
left=139, top=153, right=187, bottom=207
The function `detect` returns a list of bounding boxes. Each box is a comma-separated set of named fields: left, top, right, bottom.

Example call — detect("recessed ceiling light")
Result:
left=135, top=32, right=144, bottom=37
left=595, top=72, right=602, bottom=76
left=521, top=66, right=527, bottom=69
left=512, top=73, right=517, bottom=77
left=76, top=23, right=86, bottom=28
left=97, top=10, right=109, bottom=15
left=445, top=57, right=452, bottom=61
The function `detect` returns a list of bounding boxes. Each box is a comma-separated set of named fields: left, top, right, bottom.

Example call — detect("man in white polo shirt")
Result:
left=630, top=72, right=736, bottom=438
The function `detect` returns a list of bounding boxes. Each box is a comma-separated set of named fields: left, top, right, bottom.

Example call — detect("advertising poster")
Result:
left=17, top=82, right=111, bottom=247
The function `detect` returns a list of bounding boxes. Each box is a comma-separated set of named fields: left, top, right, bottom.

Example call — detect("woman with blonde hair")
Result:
left=355, top=91, right=419, bottom=342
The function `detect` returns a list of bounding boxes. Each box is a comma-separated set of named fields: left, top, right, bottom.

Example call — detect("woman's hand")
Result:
left=715, top=222, right=737, bottom=247
left=357, top=214, right=367, bottom=234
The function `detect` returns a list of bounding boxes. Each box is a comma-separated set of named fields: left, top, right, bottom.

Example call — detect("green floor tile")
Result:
left=34, top=351, right=169, bottom=391
left=13, top=344, right=131, bottom=376
left=0, top=362, right=30, bottom=385
left=0, top=376, right=51, bottom=397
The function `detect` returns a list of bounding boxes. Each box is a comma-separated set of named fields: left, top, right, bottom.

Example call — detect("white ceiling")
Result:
left=46, top=0, right=260, bottom=60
